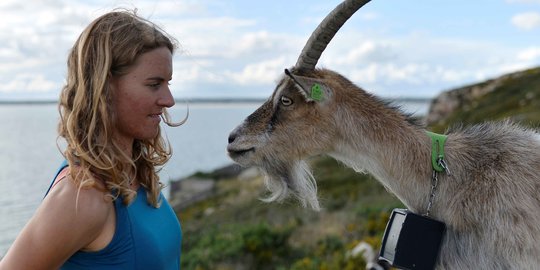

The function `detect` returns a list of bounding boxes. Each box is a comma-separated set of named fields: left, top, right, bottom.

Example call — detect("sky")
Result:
left=0, top=0, right=539, bottom=101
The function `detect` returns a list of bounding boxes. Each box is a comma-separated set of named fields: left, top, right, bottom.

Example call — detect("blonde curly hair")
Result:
left=58, top=10, right=180, bottom=207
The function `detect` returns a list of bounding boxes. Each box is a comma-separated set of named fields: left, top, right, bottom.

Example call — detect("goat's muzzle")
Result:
left=227, top=128, right=257, bottom=165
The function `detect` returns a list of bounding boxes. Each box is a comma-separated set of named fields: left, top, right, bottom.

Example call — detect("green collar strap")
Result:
left=426, top=131, right=448, bottom=173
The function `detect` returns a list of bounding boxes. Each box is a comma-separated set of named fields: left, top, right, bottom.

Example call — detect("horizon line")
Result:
left=0, top=96, right=432, bottom=105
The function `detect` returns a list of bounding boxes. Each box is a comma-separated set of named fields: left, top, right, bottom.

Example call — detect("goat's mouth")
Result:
left=227, top=146, right=255, bottom=161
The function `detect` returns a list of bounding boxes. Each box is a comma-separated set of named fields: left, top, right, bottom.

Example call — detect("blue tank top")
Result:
left=45, top=161, right=182, bottom=269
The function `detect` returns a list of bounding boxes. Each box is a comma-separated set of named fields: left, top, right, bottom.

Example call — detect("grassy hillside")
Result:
left=176, top=66, right=540, bottom=270
left=178, top=157, right=402, bottom=270
left=428, top=67, right=540, bottom=132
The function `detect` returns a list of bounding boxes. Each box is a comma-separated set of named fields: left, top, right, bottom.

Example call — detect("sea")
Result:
left=0, top=99, right=429, bottom=256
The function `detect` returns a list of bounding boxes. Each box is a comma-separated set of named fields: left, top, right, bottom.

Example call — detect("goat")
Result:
left=227, top=0, right=540, bottom=268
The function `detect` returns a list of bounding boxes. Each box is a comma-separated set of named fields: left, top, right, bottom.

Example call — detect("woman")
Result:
left=0, top=10, right=183, bottom=269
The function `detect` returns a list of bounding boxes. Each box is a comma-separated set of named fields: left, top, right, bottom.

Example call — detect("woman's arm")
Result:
left=0, top=175, right=112, bottom=270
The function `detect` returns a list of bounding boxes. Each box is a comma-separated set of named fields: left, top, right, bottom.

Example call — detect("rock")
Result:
left=168, top=163, right=252, bottom=210
left=169, top=177, right=216, bottom=211
left=426, top=79, right=500, bottom=126
left=426, top=67, right=539, bottom=127
left=212, top=164, right=244, bottom=179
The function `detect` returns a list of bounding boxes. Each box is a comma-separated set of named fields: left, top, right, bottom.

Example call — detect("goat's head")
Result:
left=227, top=0, right=372, bottom=210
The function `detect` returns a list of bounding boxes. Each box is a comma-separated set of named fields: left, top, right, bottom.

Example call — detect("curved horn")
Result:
left=295, top=0, right=371, bottom=70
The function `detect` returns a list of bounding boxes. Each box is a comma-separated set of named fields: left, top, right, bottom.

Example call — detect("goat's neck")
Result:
left=329, top=101, right=433, bottom=212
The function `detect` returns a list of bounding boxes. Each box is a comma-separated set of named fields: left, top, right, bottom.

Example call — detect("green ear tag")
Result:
left=311, top=83, right=323, bottom=101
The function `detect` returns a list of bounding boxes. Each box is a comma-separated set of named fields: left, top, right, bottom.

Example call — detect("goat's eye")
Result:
left=280, top=96, right=293, bottom=106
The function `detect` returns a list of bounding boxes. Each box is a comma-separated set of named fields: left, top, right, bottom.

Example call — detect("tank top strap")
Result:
left=44, top=160, right=69, bottom=197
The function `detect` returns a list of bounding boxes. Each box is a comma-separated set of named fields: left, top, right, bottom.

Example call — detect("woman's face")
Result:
left=110, top=47, right=175, bottom=150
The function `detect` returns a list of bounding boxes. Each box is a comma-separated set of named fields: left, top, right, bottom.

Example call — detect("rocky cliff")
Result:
left=426, top=66, right=540, bottom=132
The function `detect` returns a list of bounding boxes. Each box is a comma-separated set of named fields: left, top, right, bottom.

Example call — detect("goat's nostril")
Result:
left=228, top=133, right=236, bottom=144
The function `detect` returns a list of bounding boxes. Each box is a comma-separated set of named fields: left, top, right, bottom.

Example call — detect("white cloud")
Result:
left=0, top=74, right=59, bottom=93
left=506, top=0, right=540, bottom=4
left=0, top=0, right=537, bottom=100
left=348, top=63, right=469, bottom=86
left=517, top=47, right=540, bottom=61
left=129, top=1, right=208, bottom=18
left=226, top=57, right=287, bottom=85
left=233, top=31, right=281, bottom=57
left=163, top=17, right=257, bottom=58
left=306, top=28, right=534, bottom=98
left=511, top=12, right=540, bottom=30
left=174, top=63, right=229, bottom=85
left=326, top=40, right=396, bottom=66
left=0, top=1, right=99, bottom=99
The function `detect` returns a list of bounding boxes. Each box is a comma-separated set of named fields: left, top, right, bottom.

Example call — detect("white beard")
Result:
left=260, top=159, right=321, bottom=211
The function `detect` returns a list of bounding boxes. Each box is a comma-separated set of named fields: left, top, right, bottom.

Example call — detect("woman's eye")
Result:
left=148, top=81, right=171, bottom=88
left=280, top=96, right=293, bottom=106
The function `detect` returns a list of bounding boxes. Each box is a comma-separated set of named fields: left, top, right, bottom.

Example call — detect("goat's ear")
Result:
left=291, top=75, right=332, bottom=103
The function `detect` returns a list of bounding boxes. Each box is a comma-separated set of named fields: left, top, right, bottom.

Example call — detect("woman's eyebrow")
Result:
left=146, top=76, right=172, bottom=81
left=146, top=76, right=165, bottom=81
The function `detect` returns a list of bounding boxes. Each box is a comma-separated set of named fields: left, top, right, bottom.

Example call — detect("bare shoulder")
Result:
left=0, top=170, right=113, bottom=270
left=44, top=170, right=112, bottom=228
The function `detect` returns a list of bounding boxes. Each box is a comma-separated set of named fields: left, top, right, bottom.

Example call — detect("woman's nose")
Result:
left=159, top=87, right=175, bottom=108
